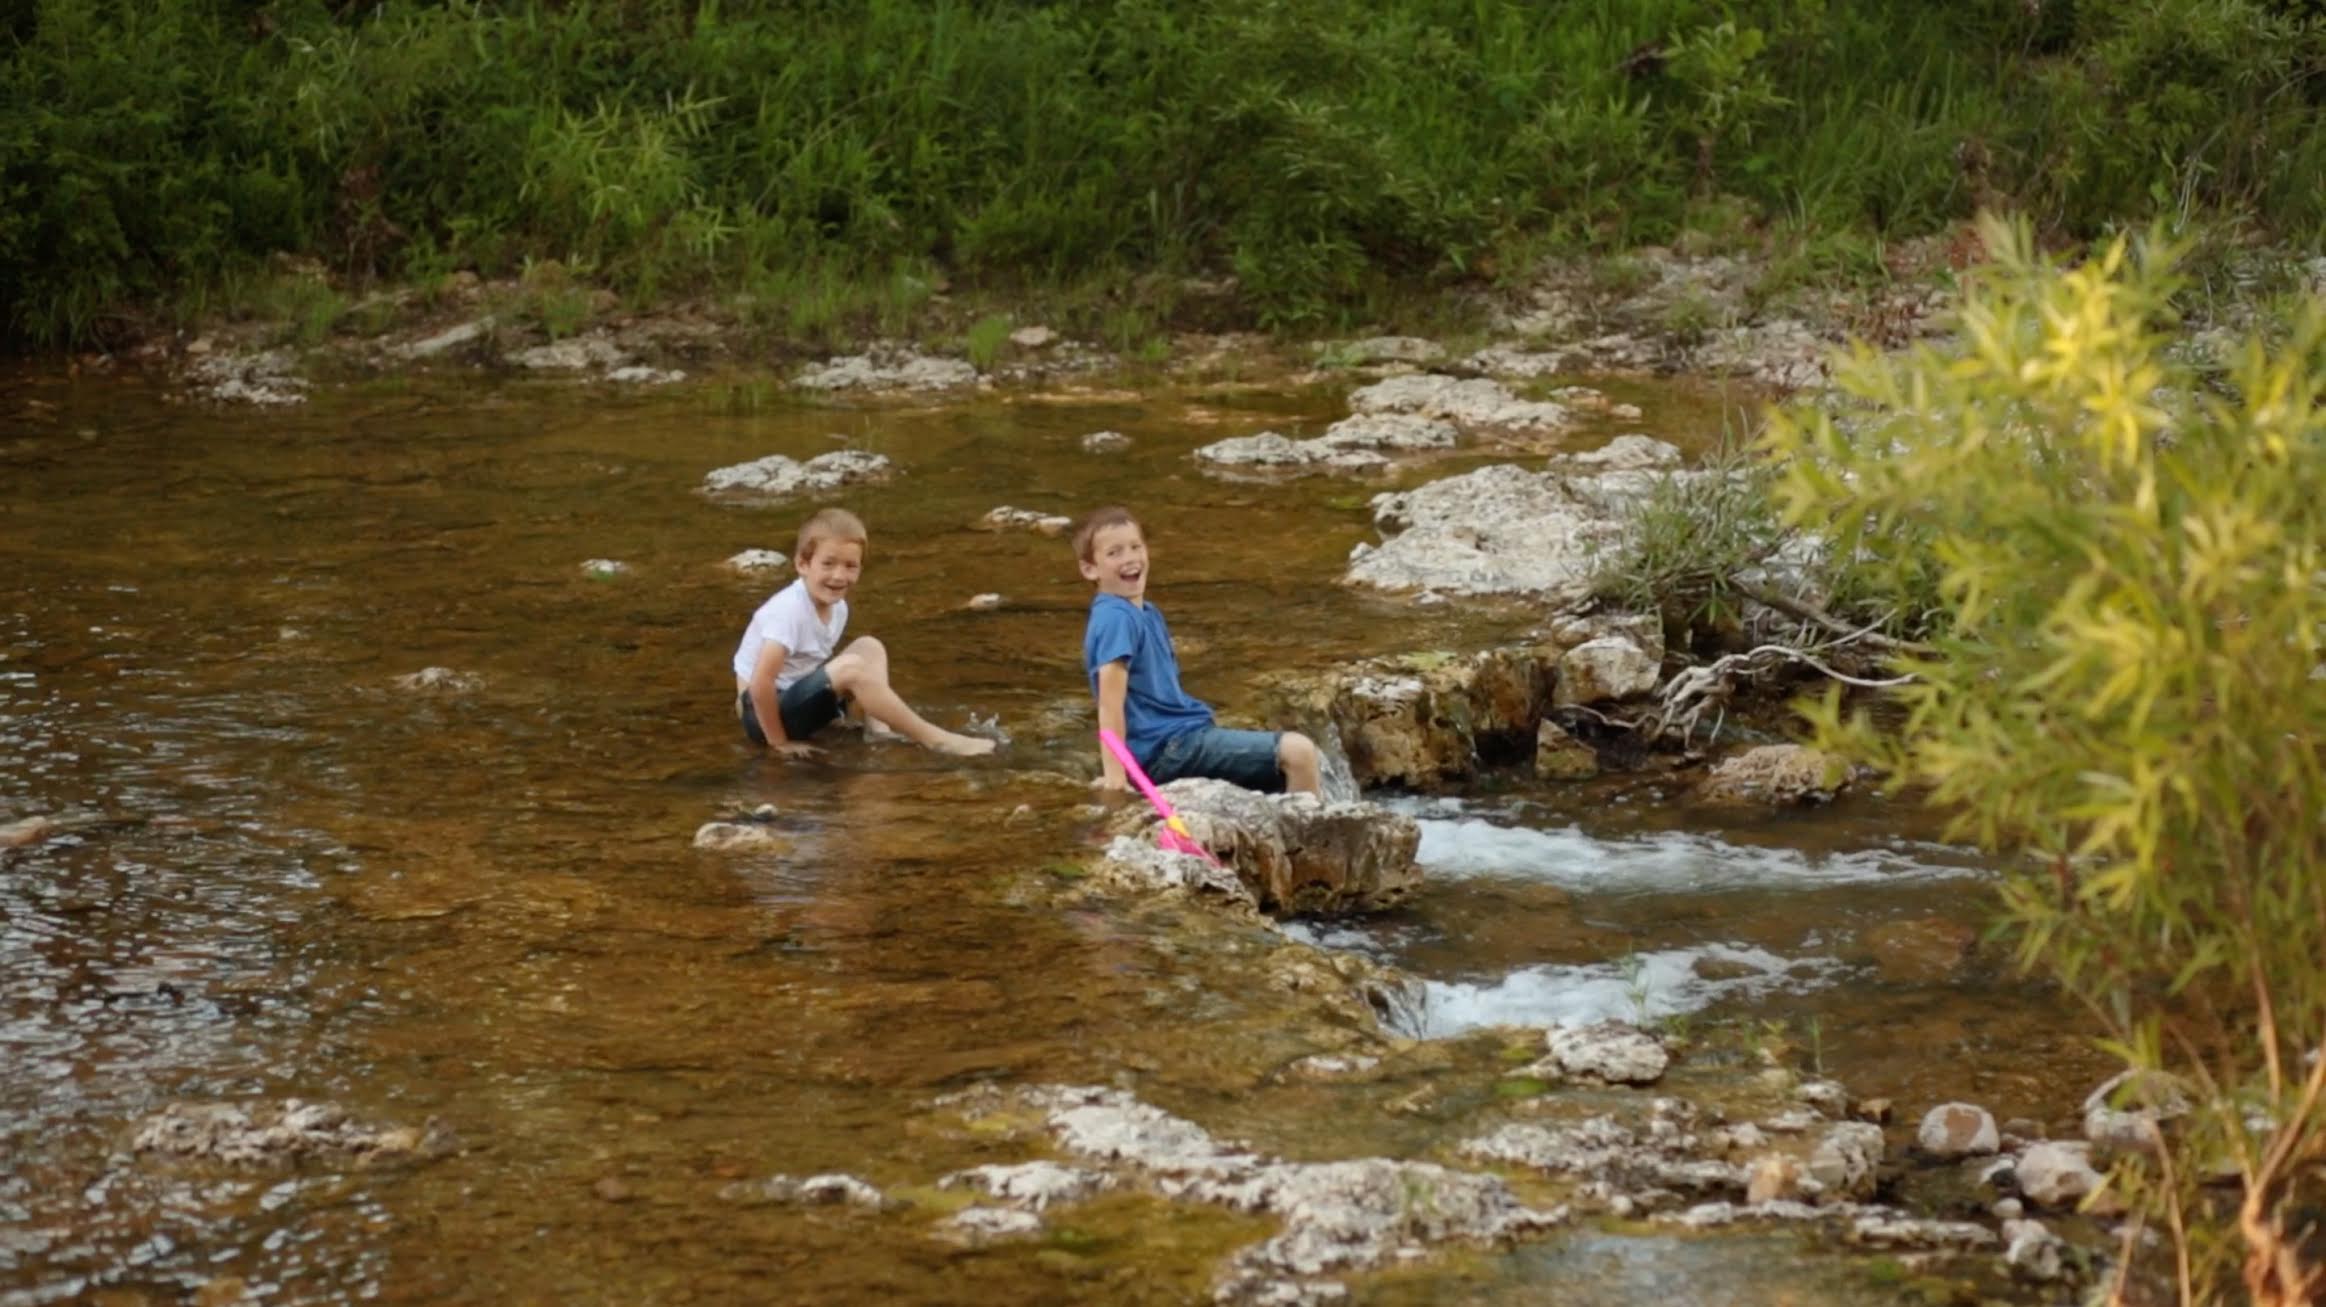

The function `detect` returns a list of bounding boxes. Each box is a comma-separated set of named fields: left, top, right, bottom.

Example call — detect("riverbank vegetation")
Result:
left=6, top=0, right=2326, bottom=349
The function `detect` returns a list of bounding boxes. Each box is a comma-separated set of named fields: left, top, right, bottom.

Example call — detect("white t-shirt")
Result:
left=731, top=579, right=847, bottom=690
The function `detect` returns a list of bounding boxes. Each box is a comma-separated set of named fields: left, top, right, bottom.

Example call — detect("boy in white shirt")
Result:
left=732, top=507, right=995, bottom=758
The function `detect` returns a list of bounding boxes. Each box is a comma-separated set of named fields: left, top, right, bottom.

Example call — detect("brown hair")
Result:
left=796, top=507, right=868, bottom=565
left=1072, top=505, right=1142, bottom=564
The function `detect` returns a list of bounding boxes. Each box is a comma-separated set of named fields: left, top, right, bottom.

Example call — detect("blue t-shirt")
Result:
left=1083, top=594, right=1215, bottom=764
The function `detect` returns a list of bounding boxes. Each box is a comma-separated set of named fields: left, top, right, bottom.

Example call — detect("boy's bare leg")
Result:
left=1279, top=732, right=1323, bottom=797
left=825, top=638, right=996, bottom=756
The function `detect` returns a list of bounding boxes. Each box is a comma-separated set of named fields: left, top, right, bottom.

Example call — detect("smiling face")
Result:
left=1078, top=521, right=1149, bottom=603
left=799, top=539, right=863, bottom=616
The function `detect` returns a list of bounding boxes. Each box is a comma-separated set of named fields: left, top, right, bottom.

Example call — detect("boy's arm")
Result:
left=749, top=641, right=817, bottom=758
left=1093, top=660, right=1130, bottom=790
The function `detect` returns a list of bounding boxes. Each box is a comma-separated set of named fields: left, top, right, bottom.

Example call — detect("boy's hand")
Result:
left=770, top=740, right=821, bottom=760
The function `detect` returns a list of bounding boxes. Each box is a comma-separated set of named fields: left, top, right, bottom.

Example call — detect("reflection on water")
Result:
left=2, top=365, right=2092, bottom=1303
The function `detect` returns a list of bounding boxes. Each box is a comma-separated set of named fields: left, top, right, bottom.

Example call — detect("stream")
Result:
left=2, top=362, right=2105, bottom=1304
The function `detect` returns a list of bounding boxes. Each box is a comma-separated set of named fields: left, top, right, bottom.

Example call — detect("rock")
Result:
left=1283, top=1054, right=1381, bottom=1082
left=1080, top=430, right=1131, bottom=452
left=693, top=822, right=789, bottom=853
left=1096, top=834, right=1257, bottom=907
left=1698, top=745, right=1847, bottom=805
left=1464, top=346, right=1567, bottom=379
left=1540, top=1022, right=1669, bottom=1085
left=1107, top=781, right=1422, bottom=915
left=1552, top=434, right=1683, bottom=472
left=1763, top=1107, right=1822, bottom=1134
left=1795, top=1081, right=1850, bottom=1116
left=980, top=505, right=1073, bottom=535
left=700, top=449, right=892, bottom=500
left=1862, top=917, right=1977, bottom=985
left=510, top=334, right=628, bottom=371
left=1008, top=325, right=1058, bottom=349
left=1745, top=1155, right=1803, bottom=1205
left=1187, top=1157, right=1561, bottom=1288
left=1694, top=318, right=1829, bottom=392
left=1532, top=719, right=1598, bottom=780
left=939, top=1161, right=1111, bottom=1210
left=939, top=1205, right=1044, bottom=1245
left=796, top=345, right=978, bottom=392
left=391, top=318, right=493, bottom=361
left=1195, top=414, right=1458, bottom=475
left=1553, top=637, right=1659, bottom=707
left=1, top=815, right=63, bottom=851
left=1460, top=1114, right=1745, bottom=1199
left=725, top=549, right=789, bottom=574
left=1346, top=375, right=1570, bottom=434
left=592, top=1176, right=634, bottom=1203
left=965, top=593, right=1003, bottom=611
left=394, top=667, right=481, bottom=693
left=1324, top=336, right=1445, bottom=366
left=2081, top=1069, right=2193, bottom=1157
left=1846, top=1217, right=1998, bottom=1251
left=1806, top=1122, right=1885, bottom=1201
left=579, top=558, right=629, bottom=577
left=131, top=1101, right=447, bottom=1166
left=1917, top=1103, right=2001, bottom=1159
left=2015, top=1141, right=2102, bottom=1209
left=1349, top=463, right=1664, bottom=600
left=1856, top=1098, right=1894, bottom=1125
left=1258, top=645, right=1555, bottom=790
left=606, top=365, right=684, bottom=385
left=1546, top=609, right=1667, bottom=663
left=721, top=1172, right=891, bottom=1208
left=1992, top=1197, right=2024, bottom=1220
left=2003, top=1218, right=2068, bottom=1281
left=185, top=349, right=308, bottom=406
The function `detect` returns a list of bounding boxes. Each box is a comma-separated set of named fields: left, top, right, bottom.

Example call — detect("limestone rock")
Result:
left=721, top=1172, right=893, bottom=1208
left=1533, top=719, right=1598, bottom=780
left=132, top=1101, right=447, bottom=1166
left=1258, top=646, right=1555, bottom=790
left=1553, top=637, right=1659, bottom=707
left=939, top=1205, right=1044, bottom=1244
left=1551, top=435, right=1683, bottom=473
left=1546, top=610, right=1666, bottom=664
left=2015, top=1141, right=2102, bottom=1209
left=1806, top=1122, right=1884, bottom=1201
left=965, top=593, right=1003, bottom=611
left=796, top=345, right=978, bottom=392
left=1846, top=1217, right=1998, bottom=1251
left=1195, top=414, right=1457, bottom=475
left=580, top=558, right=629, bottom=578
left=725, top=549, right=789, bottom=574
left=606, top=365, right=683, bottom=385
left=1541, top=1022, right=1669, bottom=1085
left=185, top=349, right=308, bottom=406
left=980, top=505, right=1073, bottom=535
left=1698, top=745, right=1848, bottom=805
left=1324, top=336, right=1445, bottom=366
left=1349, top=465, right=1630, bottom=600
left=1108, top=781, right=1421, bottom=914
left=1096, top=834, right=1257, bottom=908
left=1346, top=375, right=1570, bottom=433
left=693, top=822, right=790, bottom=853
left=1745, top=1154, right=1803, bottom=1205
left=1916, top=1103, right=2000, bottom=1159
left=1464, top=346, right=1567, bottom=379
left=1080, top=430, right=1131, bottom=452
left=2081, top=1069, right=2193, bottom=1157
left=700, top=449, right=892, bottom=500
left=510, top=333, right=628, bottom=371
left=391, top=318, right=493, bottom=361
left=1008, top=325, right=1058, bottom=349
left=939, top=1161, right=1111, bottom=1210
left=394, top=667, right=481, bottom=693
left=2003, top=1218, right=2068, bottom=1281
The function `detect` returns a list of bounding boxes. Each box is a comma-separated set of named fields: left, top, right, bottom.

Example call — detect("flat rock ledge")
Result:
left=132, top=1100, right=450, bottom=1167
left=700, top=449, right=892, bottom=500
left=1103, top=780, right=1421, bottom=915
left=940, top=1084, right=1564, bottom=1305
left=1346, top=440, right=1687, bottom=601
left=1347, top=374, right=1570, bottom=435
left=795, top=344, right=980, bottom=393
left=1194, top=414, right=1458, bottom=476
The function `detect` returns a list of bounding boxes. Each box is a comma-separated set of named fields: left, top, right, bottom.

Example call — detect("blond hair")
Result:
left=796, top=507, right=868, bottom=564
left=1072, top=505, right=1142, bottom=564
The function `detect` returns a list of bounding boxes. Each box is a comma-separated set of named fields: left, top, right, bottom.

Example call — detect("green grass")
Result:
left=3, top=0, right=2322, bottom=348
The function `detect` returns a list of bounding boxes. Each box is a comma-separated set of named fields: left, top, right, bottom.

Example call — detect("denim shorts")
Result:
left=738, top=666, right=844, bottom=744
left=1146, top=726, right=1285, bottom=793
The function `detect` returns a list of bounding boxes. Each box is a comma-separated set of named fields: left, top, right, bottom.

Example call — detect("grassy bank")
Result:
left=5, top=0, right=2324, bottom=350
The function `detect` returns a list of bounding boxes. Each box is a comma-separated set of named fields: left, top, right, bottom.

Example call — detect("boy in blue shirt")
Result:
left=1075, top=506, right=1322, bottom=796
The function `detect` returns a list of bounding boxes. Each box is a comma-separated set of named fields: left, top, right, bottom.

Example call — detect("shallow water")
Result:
left=2, top=363, right=2098, bottom=1304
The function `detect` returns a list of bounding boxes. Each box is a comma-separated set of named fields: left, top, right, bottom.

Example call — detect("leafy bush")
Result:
left=1765, top=215, right=2326, bottom=1303
left=1589, top=444, right=1789, bottom=645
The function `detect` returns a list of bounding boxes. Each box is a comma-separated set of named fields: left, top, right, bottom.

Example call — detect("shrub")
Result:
left=1764, top=214, right=2326, bottom=1303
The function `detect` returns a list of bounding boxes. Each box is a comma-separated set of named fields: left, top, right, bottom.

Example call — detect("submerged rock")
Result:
left=579, top=558, right=629, bottom=578
left=796, top=345, right=978, bottom=393
left=1346, top=375, right=1569, bottom=434
left=979, top=505, right=1073, bottom=535
left=1698, top=745, right=1848, bottom=805
left=394, top=666, right=481, bottom=693
left=700, top=449, right=892, bottom=500
left=1080, top=430, right=1131, bottom=453
left=693, top=822, right=790, bottom=853
left=1108, top=781, right=1422, bottom=914
left=1258, top=646, right=1555, bottom=790
left=725, top=549, right=789, bottom=574
left=132, top=1101, right=447, bottom=1167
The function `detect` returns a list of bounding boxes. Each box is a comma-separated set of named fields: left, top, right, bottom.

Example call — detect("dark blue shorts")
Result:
left=738, top=666, right=845, bottom=745
left=1146, top=726, right=1285, bottom=793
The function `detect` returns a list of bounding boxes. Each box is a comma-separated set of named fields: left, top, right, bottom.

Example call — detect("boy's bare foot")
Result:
left=931, top=732, right=997, bottom=757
